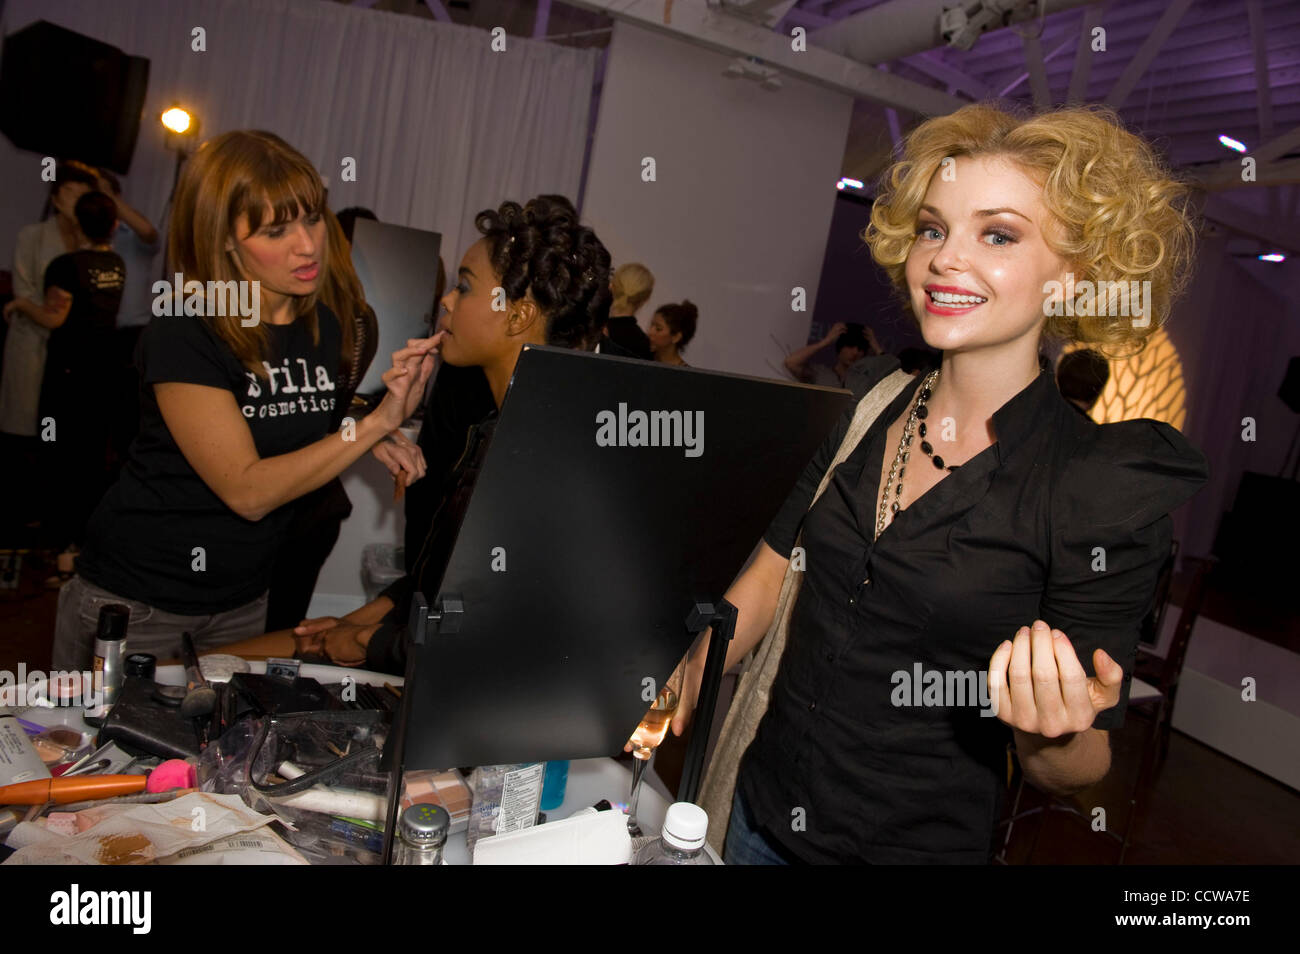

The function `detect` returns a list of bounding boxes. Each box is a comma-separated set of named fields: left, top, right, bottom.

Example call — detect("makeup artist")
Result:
left=51, top=131, right=434, bottom=670
left=222, top=194, right=612, bottom=673
left=672, top=102, right=1209, bottom=864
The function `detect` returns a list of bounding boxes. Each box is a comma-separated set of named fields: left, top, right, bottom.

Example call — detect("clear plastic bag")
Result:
left=198, top=710, right=393, bottom=865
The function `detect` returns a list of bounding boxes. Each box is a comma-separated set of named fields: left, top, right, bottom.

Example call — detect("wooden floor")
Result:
left=4, top=544, right=1297, bottom=864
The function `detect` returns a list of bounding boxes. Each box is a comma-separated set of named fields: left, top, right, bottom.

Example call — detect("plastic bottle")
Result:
left=540, top=759, right=569, bottom=810
left=634, top=802, right=713, bottom=865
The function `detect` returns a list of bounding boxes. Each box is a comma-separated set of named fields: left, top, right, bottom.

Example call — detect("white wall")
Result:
left=581, top=21, right=854, bottom=379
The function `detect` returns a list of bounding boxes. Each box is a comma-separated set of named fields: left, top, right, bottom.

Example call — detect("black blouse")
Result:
left=738, top=354, right=1209, bottom=864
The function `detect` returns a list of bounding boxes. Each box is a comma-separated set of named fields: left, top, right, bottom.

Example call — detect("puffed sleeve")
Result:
left=1039, top=419, right=1209, bottom=730
left=763, top=354, right=901, bottom=556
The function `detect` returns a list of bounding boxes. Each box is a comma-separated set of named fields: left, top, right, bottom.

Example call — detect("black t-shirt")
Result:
left=41, top=250, right=126, bottom=403
left=605, top=315, right=652, bottom=360
left=76, top=306, right=343, bottom=614
left=738, top=355, right=1209, bottom=863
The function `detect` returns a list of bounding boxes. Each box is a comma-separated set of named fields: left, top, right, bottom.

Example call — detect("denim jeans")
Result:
left=52, top=575, right=269, bottom=671
left=724, top=788, right=792, bottom=865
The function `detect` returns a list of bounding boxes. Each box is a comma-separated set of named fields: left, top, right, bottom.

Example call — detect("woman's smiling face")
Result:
left=905, top=154, right=1074, bottom=356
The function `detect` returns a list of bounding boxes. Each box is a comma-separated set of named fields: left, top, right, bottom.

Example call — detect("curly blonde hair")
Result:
left=862, top=102, right=1198, bottom=357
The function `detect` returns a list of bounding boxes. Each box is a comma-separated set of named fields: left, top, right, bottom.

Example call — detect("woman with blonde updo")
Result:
left=668, top=103, right=1210, bottom=863
left=602, top=262, right=655, bottom=359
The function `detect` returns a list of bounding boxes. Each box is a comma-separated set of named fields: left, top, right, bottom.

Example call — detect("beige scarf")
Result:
left=697, top=368, right=915, bottom=855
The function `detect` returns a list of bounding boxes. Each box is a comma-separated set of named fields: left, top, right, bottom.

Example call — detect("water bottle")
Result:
left=634, top=802, right=712, bottom=865
left=394, top=803, right=449, bottom=865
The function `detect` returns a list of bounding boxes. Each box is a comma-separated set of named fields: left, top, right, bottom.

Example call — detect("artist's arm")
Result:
left=4, top=286, right=72, bottom=329
left=784, top=322, right=844, bottom=380
left=156, top=342, right=435, bottom=522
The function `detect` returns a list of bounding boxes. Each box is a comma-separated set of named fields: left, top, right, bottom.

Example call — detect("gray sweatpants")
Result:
left=52, top=575, right=269, bottom=671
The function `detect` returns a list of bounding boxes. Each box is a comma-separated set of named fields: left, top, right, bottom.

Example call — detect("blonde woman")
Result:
left=672, top=103, right=1209, bottom=864
left=52, top=131, right=434, bottom=669
left=601, top=262, right=654, bottom=358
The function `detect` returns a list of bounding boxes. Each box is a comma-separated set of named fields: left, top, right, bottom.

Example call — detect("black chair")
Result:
left=994, top=549, right=1214, bottom=864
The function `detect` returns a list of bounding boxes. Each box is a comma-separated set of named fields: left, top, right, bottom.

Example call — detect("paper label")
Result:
left=495, top=763, right=545, bottom=834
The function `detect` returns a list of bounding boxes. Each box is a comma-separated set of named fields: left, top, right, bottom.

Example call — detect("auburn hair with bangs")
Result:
left=863, top=102, right=1198, bottom=358
left=166, top=129, right=329, bottom=376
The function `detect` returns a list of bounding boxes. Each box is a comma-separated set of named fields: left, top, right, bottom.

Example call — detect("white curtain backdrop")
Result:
left=0, top=0, right=598, bottom=270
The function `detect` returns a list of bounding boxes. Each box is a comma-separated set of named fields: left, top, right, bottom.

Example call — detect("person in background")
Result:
left=50, top=130, right=434, bottom=670
left=264, top=208, right=388, bottom=630
left=1, top=161, right=100, bottom=537
left=896, top=346, right=940, bottom=376
left=647, top=300, right=698, bottom=367
left=97, top=169, right=161, bottom=474
left=3, top=192, right=125, bottom=585
left=221, top=194, right=612, bottom=673
left=336, top=207, right=378, bottom=244
left=784, top=321, right=882, bottom=388
left=1055, top=348, right=1111, bottom=420
left=599, top=263, right=654, bottom=359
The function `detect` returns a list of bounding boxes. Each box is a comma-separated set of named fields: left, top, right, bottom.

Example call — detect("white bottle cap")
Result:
left=661, top=802, right=708, bottom=851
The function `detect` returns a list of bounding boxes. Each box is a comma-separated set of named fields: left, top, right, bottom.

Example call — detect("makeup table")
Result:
left=9, top=659, right=684, bottom=864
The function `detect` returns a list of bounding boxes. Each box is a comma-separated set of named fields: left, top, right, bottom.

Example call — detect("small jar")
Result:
left=393, top=803, right=449, bottom=865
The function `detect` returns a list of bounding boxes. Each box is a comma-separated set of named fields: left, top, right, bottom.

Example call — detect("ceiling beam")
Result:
left=422, top=0, right=451, bottom=22
left=1000, top=31, right=1075, bottom=100
left=533, top=0, right=552, bottom=38
left=1066, top=3, right=1104, bottom=103
left=899, top=50, right=993, bottom=101
left=1251, top=124, right=1300, bottom=164
left=1191, top=156, right=1300, bottom=191
left=1247, top=0, right=1274, bottom=143
left=1018, top=29, right=1052, bottom=108
left=1103, top=0, right=1194, bottom=109
left=1199, top=192, right=1300, bottom=256
left=561, top=0, right=967, bottom=114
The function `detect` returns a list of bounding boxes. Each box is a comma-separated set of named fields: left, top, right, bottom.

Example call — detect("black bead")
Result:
left=891, top=502, right=899, bottom=513
left=898, top=467, right=904, bottom=479
left=920, top=440, right=932, bottom=455
left=916, top=405, right=928, bottom=419
left=919, top=422, right=927, bottom=437
left=895, top=484, right=902, bottom=495
left=920, top=388, right=931, bottom=401
left=932, top=455, right=944, bottom=469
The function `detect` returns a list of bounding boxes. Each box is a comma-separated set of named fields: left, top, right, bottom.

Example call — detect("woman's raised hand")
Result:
left=986, top=619, right=1124, bottom=738
left=374, top=333, right=442, bottom=432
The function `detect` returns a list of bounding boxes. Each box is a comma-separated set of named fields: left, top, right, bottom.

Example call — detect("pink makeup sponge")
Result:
left=147, top=759, right=197, bottom=793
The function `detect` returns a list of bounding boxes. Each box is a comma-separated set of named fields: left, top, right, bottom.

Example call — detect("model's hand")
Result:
left=372, top=430, right=427, bottom=486
left=292, top=619, right=375, bottom=667
left=2, top=300, right=17, bottom=324
left=987, top=619, right=1123, bottom=738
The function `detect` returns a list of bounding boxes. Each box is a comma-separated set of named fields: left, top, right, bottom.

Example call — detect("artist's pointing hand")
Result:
left=986, top=619, right=1123, bottom=737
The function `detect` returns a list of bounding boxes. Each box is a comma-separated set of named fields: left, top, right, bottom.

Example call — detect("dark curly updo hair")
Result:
left=656, top=300, right=699, bottom=351
left=474, top=194, right=612, bottom=349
